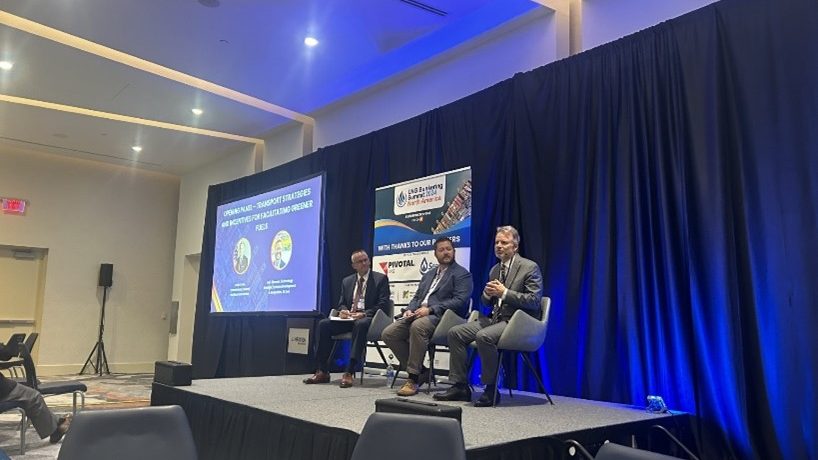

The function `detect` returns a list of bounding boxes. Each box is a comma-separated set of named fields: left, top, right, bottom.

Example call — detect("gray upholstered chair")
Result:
left=351, top=412, right=465, bottom=460
left=423, top=303, right=476, bottom=392
left=329, top=307, right=393, bottom=383
left=489, top=296, right=554, bottom=406
left=19, top=344, right=86, bottom=415
left=0, top=400, right=26, bottom=454
left=57, top=405, right=197, bottom=460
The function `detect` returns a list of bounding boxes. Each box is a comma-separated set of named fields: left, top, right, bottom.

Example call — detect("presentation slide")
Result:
left=211, top=174, right=324, bottom=313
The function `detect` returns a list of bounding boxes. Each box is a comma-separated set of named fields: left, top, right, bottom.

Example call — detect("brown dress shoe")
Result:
left=339, top=372, right=354, bottom=388
left=397, top=380, right=418, bottom=396
left=303, top=371, right=330, bottom=384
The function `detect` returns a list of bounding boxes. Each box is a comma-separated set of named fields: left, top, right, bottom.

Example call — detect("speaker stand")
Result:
left=80, top=286, right=111, bottom=376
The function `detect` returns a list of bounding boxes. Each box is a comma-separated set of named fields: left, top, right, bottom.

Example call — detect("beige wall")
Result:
left=167, top=146, right=258, bottom=361
left=0, top=145, right=179, bottom=374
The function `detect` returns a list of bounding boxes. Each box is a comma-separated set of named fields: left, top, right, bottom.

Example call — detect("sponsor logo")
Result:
left=419, top=257, right=437, bottom=275
left=393, top=176, right=446, bottom=215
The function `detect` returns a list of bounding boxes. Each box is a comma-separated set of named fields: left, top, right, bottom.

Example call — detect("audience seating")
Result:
left=19, top=344, right=86, bottom=415
left=0, top=400, right=27, bottom=454
left=351, top=412, right=465, bottom=460
left=57, top=405, right=197, bottom=460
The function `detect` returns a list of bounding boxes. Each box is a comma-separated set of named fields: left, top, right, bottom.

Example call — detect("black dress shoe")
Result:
left=50, top=417, right=69, bottom=443
left=473, top=388, right=501, bottom=407
left=433, top=384, right=472, bottom=402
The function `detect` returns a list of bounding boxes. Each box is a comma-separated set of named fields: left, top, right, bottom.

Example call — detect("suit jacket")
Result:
left=337, top=271, right=391, bottom=318
left=407, top=262, right=473, bottom=319
left=481, top=255, right=543, bottom=321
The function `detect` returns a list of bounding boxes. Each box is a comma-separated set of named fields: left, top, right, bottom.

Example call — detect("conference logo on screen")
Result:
left=393, top=176, right=446, bottom=215
left=233, top=238, right=251, bottom=275
left=270, top=230, right=293, bottom=271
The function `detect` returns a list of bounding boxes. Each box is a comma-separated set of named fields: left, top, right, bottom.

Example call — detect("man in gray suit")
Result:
left=382, top=237, right=473, bottom=397
left=435, top=225, right=543, bottom=406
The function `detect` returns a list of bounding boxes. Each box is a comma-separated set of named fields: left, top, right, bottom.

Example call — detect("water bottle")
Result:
left=385, top=356, right=396, bottom=387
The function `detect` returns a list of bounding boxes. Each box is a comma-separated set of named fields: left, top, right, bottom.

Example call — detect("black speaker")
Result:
left=98, top=263, right=113, bottom=287
left=154, top=361, right=192, bottom=386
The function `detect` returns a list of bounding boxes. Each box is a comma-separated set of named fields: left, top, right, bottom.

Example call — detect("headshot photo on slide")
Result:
left=233, top=237, right=251, bottom=275
left=271, top=230, right=292, bottom=271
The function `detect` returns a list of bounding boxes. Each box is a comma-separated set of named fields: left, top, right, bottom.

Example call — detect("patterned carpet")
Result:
left=0, top=373, right=153, bottom=459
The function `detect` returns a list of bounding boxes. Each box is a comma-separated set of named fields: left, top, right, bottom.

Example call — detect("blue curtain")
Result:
left=193, top=0, right=818, bottom=457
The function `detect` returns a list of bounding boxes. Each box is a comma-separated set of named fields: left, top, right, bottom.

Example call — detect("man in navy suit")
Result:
left=382, top=237, right=473, bottom=396
left=303, top=250, right=390, bottom=388
left=434, top=225, right=543, bottom=406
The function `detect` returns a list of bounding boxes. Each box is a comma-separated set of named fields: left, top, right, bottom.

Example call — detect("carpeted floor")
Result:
left=0, top=373, right=153, bottom=459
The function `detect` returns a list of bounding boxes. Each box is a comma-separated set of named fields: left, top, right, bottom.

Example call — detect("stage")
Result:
left=151, top=374, right=692, bottom=460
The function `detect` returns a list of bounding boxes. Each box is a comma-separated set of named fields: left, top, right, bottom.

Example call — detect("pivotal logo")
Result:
left=379, top=259, right=414, bottom=275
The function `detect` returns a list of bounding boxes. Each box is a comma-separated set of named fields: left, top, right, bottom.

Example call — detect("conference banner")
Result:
left=372, top=167, right=472, bottom=316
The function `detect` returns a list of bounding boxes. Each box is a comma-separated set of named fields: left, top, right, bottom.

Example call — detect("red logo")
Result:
left=379, top=262, right=388, bottom=273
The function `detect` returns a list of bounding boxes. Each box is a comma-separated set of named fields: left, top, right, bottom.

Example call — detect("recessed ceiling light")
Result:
left=131, top=146, right=143, bottom=153
left=0, top=61, right=13, bottom=70
left=304, top=37, right=319, bottom=47
left=191, top=108, right=204, bottom=116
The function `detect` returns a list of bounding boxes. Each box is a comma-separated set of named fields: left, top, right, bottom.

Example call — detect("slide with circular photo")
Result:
left=211, top=174, right=324, bottom=313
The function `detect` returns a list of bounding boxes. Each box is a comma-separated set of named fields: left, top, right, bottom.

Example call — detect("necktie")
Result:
left=491, top=264, right=508, bottom=324
left=351, top=277, right=364, bottom=312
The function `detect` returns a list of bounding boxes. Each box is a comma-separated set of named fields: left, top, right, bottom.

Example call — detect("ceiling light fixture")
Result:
left=0, top=61, right=13, bottom=70
left=131, top=146, right=143, bottom=153
left=191, top=108, right=204, bottom=116
left=304, top=37, right=319, bottom=47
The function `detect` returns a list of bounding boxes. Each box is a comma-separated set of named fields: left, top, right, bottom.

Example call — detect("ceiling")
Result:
left=0, top=0, right=544, bottom=175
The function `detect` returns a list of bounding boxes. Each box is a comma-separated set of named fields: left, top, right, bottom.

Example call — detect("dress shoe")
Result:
left=339, top=372, right=354, bottom=388
left=397, top=380, right=418, bottom=396
left=433, top=384, right=472, bottom=402
left=50, top=416, right=71, bottom=444
left=303, top=371, right=330, bottom=384
left=474, top=387, right=501, bottom=407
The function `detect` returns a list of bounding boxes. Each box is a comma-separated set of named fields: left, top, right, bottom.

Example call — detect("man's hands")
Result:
left=339, top=309, right=366, bottom=320
left=402, top=305, right=431, bottom=321
left=484, top=279, right=507, bottom=298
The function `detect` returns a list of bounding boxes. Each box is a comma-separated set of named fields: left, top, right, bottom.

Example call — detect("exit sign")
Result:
left=1, top=197, right=27, bottom=215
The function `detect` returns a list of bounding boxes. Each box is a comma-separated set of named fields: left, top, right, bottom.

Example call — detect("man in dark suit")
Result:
left=382, top=237, right=473, bottom=397
left=0, top=346, right=70, bottom=443
left=303, top=249, right=390, bottom=388
left=435, top=225, right=543, bottom=406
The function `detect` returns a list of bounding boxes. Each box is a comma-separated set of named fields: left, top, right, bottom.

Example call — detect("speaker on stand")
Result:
left=80, top=263, right=112, bottom=375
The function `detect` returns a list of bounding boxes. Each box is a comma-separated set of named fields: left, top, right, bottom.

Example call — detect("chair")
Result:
left=351, top=412, right=465, bottom=460
left=423, top=303, right=476, bottom=392
left=57, top=405, right=197, bottom=460
left=0, top=332, right=38, bottom=378
left=19, top=343, right=87, bottom=415
left=488, top=296, right=554, bottom=406
left=329, top=307, right=393, bottom=383
left=594, top=442, right=682, bottom=459
left=0, top=400, right=27, bottom=454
